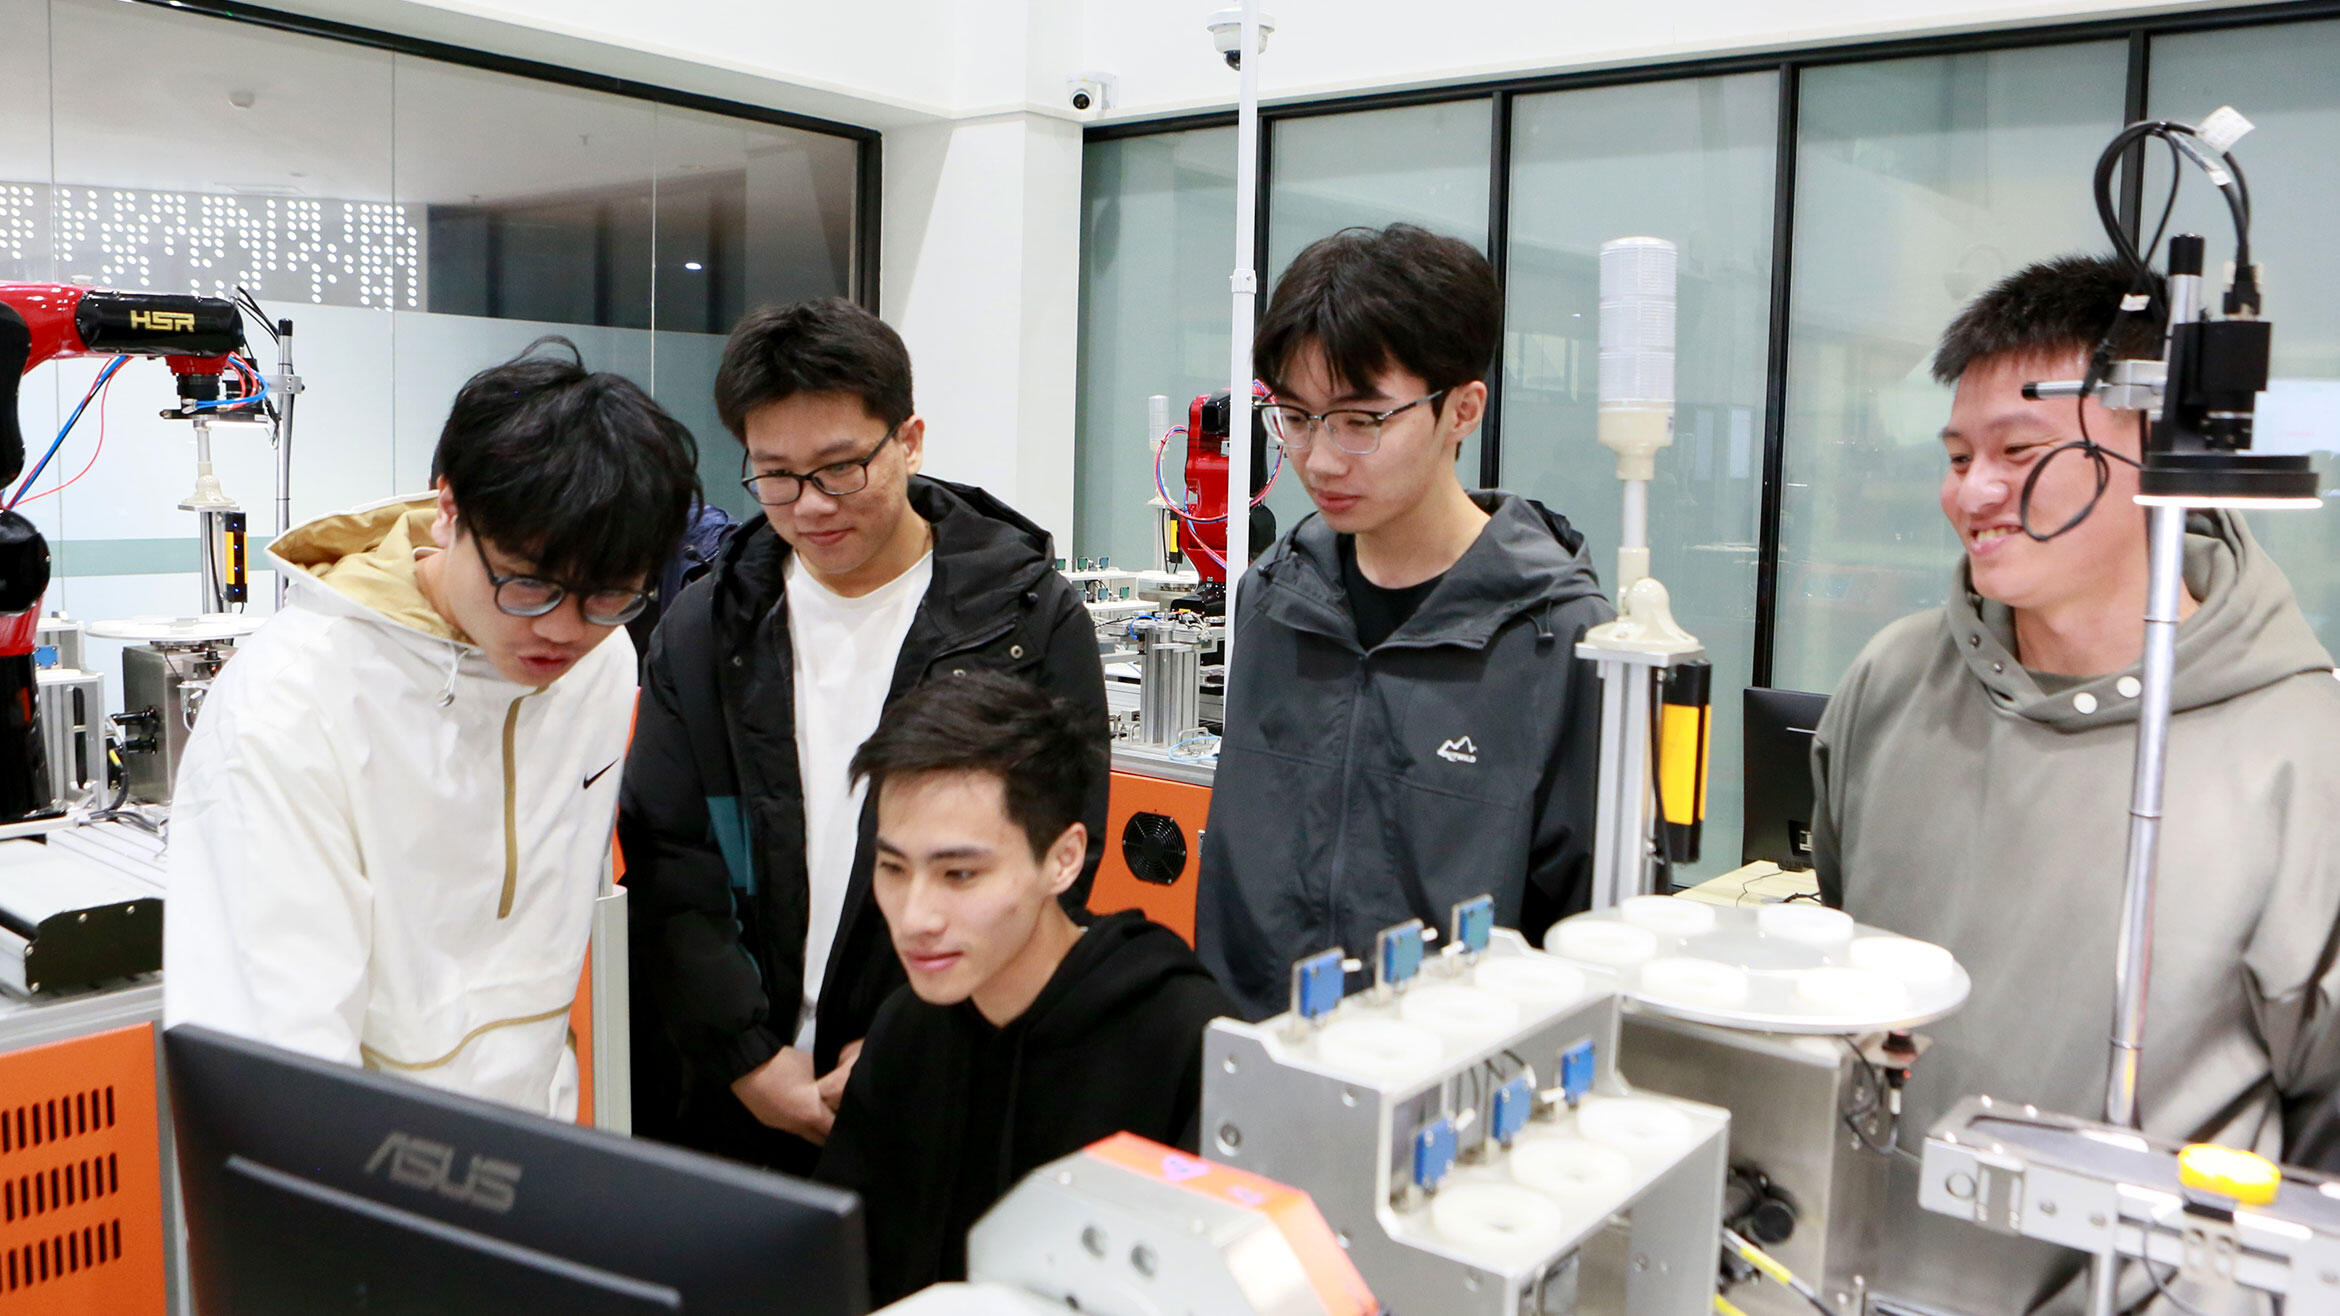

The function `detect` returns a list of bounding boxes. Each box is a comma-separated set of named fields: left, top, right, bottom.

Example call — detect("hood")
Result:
left=705, top=476, right=1056, bottom=643
left=1257, top=490, right=1606, bottom=649
left=1012, top=910, right=1222, bottom=1048
left=270, top=493, right=460, bottom=643
left=1949, top=509, right=2335, bottom=731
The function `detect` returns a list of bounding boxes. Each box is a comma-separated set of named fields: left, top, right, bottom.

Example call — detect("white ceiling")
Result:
left=3, top=0, right=852, bottom=207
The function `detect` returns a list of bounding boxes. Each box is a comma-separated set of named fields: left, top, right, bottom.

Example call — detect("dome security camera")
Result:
left=1206, top=8, right=1276, bottom=70
left=1067, top=73, right=1116, bottom=114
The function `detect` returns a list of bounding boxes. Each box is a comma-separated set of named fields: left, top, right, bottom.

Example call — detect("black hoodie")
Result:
left=620, top=477, right=1110, bottom=1169
left=813, top=910, right=1234, bottom=1305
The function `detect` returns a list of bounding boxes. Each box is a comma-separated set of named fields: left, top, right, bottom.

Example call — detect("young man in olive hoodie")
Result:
left=815, top=672, right=1233, bottom=1305
left=1813, top=254, right=2340, bottom=1314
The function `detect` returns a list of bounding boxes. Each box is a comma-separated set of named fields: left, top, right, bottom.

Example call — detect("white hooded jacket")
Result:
left=163, top=493, right=635, bottom=1117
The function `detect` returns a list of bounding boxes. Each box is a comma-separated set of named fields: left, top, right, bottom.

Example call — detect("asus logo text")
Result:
left=364, top=1131, right=522, bottom=1214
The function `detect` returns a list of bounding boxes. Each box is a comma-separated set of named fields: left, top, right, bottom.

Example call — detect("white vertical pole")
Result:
left=1222, top=0, right=1263, bottom=676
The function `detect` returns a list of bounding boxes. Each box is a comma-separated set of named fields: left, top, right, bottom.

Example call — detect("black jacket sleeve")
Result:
left=1033, top=577, right=1111, bottom=906
left=1521, top=599, right=1609, bottom=939
left=620, top=614, right=785, bottom=1085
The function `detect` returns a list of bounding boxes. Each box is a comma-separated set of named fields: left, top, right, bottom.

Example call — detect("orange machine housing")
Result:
left=1088, top=765, right=1214, bottom=946
left=0, top=1023, right=167, bottom=1315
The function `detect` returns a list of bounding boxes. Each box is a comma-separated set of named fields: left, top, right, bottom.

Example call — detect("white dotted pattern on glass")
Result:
left=2, top=182, right=420, bottom=309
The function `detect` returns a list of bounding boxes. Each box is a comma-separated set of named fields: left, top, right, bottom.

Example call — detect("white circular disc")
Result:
left=1311, top=1017, right=1443, bottom=1081
left=1757, top=903, right=1854, bottom=947
left=1575, top=1098, right=1696, bottom=1155
left=85, top=613, right=263, bottom=642
left=1618, top=894, right=1716, bottom=937
left=1848, top=935, right=1958, bottom=986
left=1546, top=919, right=1660, bottom=966
left=1428, top=1182, right=1569, bottom=1260
left=1796, top=966, right=1909, bottom=1013
left=1472, top=955, right=1591, bottom=1008
left=1637, top=956, right=1751, bottom=1008
left=1509, top=1136, right=1635, bottom=1201
left=1400, top=985, right=1522, bottom=1043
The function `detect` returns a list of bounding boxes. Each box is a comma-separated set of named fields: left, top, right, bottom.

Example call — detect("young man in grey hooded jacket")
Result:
left=1813, top=254, right=2340, bottom=1315
left=1196, top=224, right=1614, bottom=1020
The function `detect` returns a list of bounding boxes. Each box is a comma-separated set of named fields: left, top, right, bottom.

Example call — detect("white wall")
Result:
left=1083, top=0, right=2256, bottom=121
left=882, top=114, right=1085, bottom=541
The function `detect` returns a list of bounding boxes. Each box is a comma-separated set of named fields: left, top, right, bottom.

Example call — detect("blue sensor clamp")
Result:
left=1451, top=895, right=1495, bottom=957
left=1559, top=1038, right=1596, bottom=1106
left=1291, top=948, right=1347, bottom=1023
left=1375, top=920, right=1427, bottom=992
left=1490, top=1076, right=1535, bottom=1147
left=1413, top=1118, right=1458, bottom=1192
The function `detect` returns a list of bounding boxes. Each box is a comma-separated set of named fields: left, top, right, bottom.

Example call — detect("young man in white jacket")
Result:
left=163, top=339, right=702, bottom=1118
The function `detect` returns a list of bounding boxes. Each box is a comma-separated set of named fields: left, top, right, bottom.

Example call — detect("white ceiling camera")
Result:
left=1066, top=73, right=1117, bottom=114
left=1206, top=8, right=1276, bottom=70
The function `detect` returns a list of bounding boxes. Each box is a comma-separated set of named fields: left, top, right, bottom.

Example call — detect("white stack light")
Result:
left=1596, top=237, right=1678, bottom=591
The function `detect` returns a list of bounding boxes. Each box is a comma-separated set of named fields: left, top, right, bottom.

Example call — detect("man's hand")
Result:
left=730, top=1047, right=834, bottom=1144
left=817, top=1039, right=864, bottom=1113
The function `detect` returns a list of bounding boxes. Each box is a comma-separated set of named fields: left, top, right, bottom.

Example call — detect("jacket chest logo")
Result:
left=1436, top=736, right=1480, bottom=765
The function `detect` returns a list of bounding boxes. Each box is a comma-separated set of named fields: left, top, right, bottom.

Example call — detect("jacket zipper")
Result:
left=1326, top=656, right=1369, bottom=938
left=497, top=692, right=535, bottom=918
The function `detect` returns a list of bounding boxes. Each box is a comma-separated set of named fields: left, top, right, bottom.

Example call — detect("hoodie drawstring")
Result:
left=436, top=639, right=463, bottom=707
left=1533, top=600, right=1558, bottom=647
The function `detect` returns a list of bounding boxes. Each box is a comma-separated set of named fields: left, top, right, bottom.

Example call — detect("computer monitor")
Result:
left=164, top=1024, right=869, bottom=1315
left=1740, top=687, right=1830, bottom=872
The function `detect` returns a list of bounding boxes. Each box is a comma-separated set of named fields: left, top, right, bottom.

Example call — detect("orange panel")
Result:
left=1086, top=1133, right=1376, bottom=1316
left=569, top=945, right=595, bottom=1127
left=0, top=1024, right=166, bottom=1316
left=1089, top=770, right=1214, bottom=946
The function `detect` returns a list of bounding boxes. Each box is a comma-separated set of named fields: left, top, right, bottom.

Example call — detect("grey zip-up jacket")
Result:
left=1814, top=511, right=2340, bottom=1315
left=1197, top=491, right=1614, bottom=1020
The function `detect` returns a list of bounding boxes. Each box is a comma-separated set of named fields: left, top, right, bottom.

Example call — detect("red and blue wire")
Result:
left=9, top=354, right=270, bottom=510
left=10, top=355, right=128, bottom=510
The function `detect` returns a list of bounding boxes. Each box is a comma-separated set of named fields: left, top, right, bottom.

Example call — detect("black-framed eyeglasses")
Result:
left=470, top=533, right=652, bottom=627
left=1256, top=390, right=1448, bottom=456
left=740, top=429, right=896, bottom=506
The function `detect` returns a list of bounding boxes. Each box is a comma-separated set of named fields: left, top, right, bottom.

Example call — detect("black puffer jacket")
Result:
left=1196, top=491, right=1613, bottom=1019
left=620, top=477, right=1107, bottom=1151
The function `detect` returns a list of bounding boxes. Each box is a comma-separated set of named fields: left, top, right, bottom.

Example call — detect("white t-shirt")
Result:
left=785, top=548, right=934, bottom=1052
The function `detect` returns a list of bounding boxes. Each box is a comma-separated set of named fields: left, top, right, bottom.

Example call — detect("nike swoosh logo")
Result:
left=583, top=760, right=618, bottom=790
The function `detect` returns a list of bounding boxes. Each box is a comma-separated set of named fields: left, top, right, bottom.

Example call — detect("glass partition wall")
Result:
left=1077, top=8, right=2340, bottom=875
left=4, top=0, right=870, bottom=702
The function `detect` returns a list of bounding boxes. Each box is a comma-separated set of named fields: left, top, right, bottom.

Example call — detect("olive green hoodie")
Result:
left=1812, top=510, right=2340, bottom=1314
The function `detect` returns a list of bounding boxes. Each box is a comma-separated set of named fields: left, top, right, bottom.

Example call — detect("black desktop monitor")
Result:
left=1741, top=687, right=1830, bottom=872
left=164, top=1024, right=868, bottom=1315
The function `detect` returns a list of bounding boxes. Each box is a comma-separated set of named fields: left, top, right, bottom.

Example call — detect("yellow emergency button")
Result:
left=2177, top=1142, right=2281, bottom=1206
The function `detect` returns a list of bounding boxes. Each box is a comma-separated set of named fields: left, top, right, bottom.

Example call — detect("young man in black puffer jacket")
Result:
left=620, top=298, right=1107, bottom=1173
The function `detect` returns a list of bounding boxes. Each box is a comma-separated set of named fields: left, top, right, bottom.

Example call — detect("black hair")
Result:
left=714, top=297, right=914, bottom=440
left=849, top=671, right=1100, bottom=861
left=1932, top=254, right=2168, bottom=385
left=431, top=336, right=701, bottom=588
left=1253, top=223, right=1499, bottom=415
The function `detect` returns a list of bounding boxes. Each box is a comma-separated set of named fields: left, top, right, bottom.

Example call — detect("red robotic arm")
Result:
left=1, top=285, right=243, bottom=482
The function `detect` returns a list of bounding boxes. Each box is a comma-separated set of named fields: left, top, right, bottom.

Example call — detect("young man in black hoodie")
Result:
left=620, top=299, right=1109, bottom=1173
left=1196, top=224, right=1615, bottom=1020
left=816, top=672, right=1232, bottom=1304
